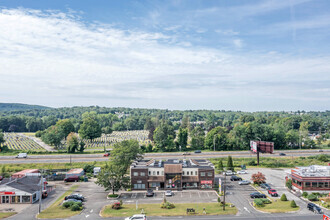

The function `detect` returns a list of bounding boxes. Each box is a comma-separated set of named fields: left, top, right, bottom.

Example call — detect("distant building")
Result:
left=66, top=168, right=84, bottom=178
left=130, top=159, right=215, bottom=190
left=0, top=176, right=46, bottom=204
left=11, top=169, right=40, bottom=178
left=289, top=165, right=330, bottom=192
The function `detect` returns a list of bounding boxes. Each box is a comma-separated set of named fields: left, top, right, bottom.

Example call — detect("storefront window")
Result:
left=134, top=184, right=145, bottom=189
left=312, top=182, right=317, bottom=187
left=305, top=182, right=311, bottom=187
left=200, top=180, right=212, bottom=189
left=11, top=196, right=16, bottom=203
left=325, top=182, right=329, bottom=188
left=33, top=193, right=37, bottom=201
left=183, top=182, right=198, bottom=188
left=149, top=182, right=160, bottom=188
left=297, top=181, right=301, bottom=186
left=22, top=196, right=31, bottom=203
left=318, top=182, right=324, bottom=188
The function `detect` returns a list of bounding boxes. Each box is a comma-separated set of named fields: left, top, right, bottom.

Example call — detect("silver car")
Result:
left=238, top=180, right=251, bottom=185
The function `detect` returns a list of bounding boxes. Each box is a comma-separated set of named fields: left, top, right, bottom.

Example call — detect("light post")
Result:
left=213, top=135, right=216, bottom=152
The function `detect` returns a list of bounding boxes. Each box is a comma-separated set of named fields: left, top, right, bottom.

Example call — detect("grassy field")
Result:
left=37, top=185, right=80, bottom=219
left=101, top=203, right=237, bottom=217
left=254, top=200, right=299, bottom=213
left=0, top=212, right=17, bottom=219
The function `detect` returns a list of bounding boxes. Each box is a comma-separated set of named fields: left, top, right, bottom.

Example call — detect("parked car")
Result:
left=267, top=189, right=278, bottom=197
left=238, top=180, right=251, bottom=185
left=250, top=192, right=266, bottom=198
left=318, top=149, right=323, bottom=152
left=230, top=175, right=242, bottom=181
left=65, top=194, right=84, bottom=201
left=63, top=199, right=82, bottom=204
left=223, top=170, right=236, bottom=176
left=103, top=152, right=110, bottom=157
left=64, top=176, right=79, bottom=182
left=237, top=170, right=248, bottom=174
left=194, top=150, right=201, bottom=153
left=15, top=153, right=27, bottom=158
left=146, top=189, right=154, bottom=197
left=165, top=190, right=173, bottom=196
left=279, top=153, right=286, bottom=156
left=260, top=183, right=271, bottom=190
left=125, top=214, right=147, bottom=220
left=307, top=203, right=322, bottom=214
left=182, top=152, right=191, bottom=155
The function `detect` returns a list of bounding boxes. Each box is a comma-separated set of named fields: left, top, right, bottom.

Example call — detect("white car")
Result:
left=223, top=171, right=235, bottom=176
left=125, top=214, right=147, bottom=220
left=238, top=180, right=251, bottom=185
left=15, top=153, right=27, bottom=158
left=237, top=170, right=248, bottom=174
left=165, top=190, right=173, bottom=196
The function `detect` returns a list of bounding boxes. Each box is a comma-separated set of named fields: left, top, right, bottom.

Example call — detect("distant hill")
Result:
left=0, top=103, right=51, bottom=112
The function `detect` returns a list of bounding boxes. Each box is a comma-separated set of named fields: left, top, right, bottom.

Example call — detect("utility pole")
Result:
left=213, top=135, right=216, bottom=152
left=38, top=176, right=42, bottom=214
left=223, top=175, right=226, bottom=211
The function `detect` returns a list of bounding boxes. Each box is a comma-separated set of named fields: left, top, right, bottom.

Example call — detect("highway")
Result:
left=0, top=149, right=328, bottom=164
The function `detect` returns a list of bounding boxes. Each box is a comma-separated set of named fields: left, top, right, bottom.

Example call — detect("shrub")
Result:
left=83, top=164, right=94, bottom=173
left=290, top=200, right=297, bottom=208
left=280, top=194, right=287, bottom=201
left=71, top=203, right=81, bottom=211
left=111, top=202, right=122, bottom=210
left=62, top=201, right=75, bottom=208
left=286, top=179, right=292, bottom=190
left=217, top=197, right=221, bottom=203
left=302, top=192, right=308, bottom=198
left=161, top=201, right=175, bottom=209
left=108, top=194, right=119, bottom=198
left=261, top=198, right=271, bottom=204
left=254, top=199, right=264, bottom=207
left=307, top=194, right=318, bottom=201
left=317, top=154, right=329, bottom=162
left=251, top=172, right=266, bottom=184
left=248, top=160, right=256, bottom=166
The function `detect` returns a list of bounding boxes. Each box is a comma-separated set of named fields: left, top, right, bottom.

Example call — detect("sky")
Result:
left=0, top=0, right=329, bottom=111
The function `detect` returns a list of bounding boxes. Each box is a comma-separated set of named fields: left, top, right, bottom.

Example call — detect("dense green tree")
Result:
left=0, top=130, right=5, bottom=151
left=78, top=117, right=102, bottom=141
left=205, top=127, right=228, bottom=151
left=110, top=140, right=142, bottom=171
left=66, top=132, right=79, bottom=153
left=227, top=156, right=234, bottom=171
left=176, top=128, right=188, bottom=151
left=218, top=159, right=224, bottom=171
left=181, top=115, right=190, bottom=130
left=56, top=119, right=75, bottom=139
left=41, top=125, right=63, bottom=148
left=153, top=120, right=176, bottom=152
left=144, top=117, right=156, bottom=141
left=190, top=126, right=205, bottom=150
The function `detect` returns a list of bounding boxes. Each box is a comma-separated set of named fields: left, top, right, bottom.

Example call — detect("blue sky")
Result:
left=0, top=0, right=329, bottom=111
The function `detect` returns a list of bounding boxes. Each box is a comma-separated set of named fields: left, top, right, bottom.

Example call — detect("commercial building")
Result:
left=289, top=165, right=330, bottom=192
left=0, top=176, right=45, bottom=204
left=130, top=159, right=215, bottom=190
left=11, top=169, right=40, bottom=178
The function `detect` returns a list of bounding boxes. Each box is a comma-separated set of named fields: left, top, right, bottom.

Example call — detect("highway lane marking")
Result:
left=244, top=207, right=250, bottom=213
left=90, top=209, right=93, bottom=213
left=85, top=214, right=89, bottom=218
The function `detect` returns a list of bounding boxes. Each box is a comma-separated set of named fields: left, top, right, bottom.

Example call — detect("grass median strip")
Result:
left=37, top=185, right=80, bottom=219
left=101, top=203, right=237, bottom=217
left=254, top=200, right=299, bottom=213
left=0, top=212, right=17, bottom=219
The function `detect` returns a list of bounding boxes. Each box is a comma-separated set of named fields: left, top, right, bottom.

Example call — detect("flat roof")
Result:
left=131, top=159, right=214, bottom=169
left=67, top=168, right=84, bottom=174
left=12, top=169, right=40, bottom=176
left=292, top=165, right=330, bottom=178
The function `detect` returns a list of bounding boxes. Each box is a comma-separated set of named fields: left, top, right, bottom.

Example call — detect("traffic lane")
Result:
left=119, top=190, right=219, bottom=204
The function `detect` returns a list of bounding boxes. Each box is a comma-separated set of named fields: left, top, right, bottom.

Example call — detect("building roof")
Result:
left=292, top=165, right=330, bottom=178
left=131, top=159, right=214, bottom=170
left=11, top=169, right=39, bottom=177
left=67, top=168, right=84, bottom=174
left=0, top=176, right=41, bottom=194
left=164, top=164, right=182, bottom=173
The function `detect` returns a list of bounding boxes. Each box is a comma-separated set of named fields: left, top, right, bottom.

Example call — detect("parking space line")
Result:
left=190, top=192, right=192, bottom=198
left=181, top=192, right=183, bottom=198
left=198, top=191, right=201, bottom=198
left=207, top=192, right=210, bottom=198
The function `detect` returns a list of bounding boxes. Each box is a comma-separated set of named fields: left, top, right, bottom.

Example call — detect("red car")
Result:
left=268, top=189, right=278, bottom=197
left=103, top=152, right=110, bottom=157
left=64, top=176, right=79, bottom=182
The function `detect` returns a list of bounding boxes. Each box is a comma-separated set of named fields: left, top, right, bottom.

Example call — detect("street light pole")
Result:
left=213, top=135, right=216, bottom=152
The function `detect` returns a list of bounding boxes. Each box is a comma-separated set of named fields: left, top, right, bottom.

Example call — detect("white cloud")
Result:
left=0, top=8, right=329, bottom=110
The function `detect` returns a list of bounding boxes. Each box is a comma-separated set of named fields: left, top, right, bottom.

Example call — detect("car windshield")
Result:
left=166, top=191, right=171, bottom=193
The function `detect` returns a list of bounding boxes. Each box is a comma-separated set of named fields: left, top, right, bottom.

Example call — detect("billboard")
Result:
left=250, top=141, right=257, bottom=153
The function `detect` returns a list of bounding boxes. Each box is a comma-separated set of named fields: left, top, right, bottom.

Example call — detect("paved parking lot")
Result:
left=120, top=190, right=219, bottom=204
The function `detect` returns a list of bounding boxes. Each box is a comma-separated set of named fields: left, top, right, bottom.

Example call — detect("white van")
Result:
left=16, top=153, right=27, bottom=158
left=93, top=167, right=101, bottom=176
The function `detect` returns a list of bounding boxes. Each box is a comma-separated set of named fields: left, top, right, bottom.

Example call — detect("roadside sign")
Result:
left=219, top=178, right=222, bottom=194
left=323, top=214, right=330, bottom=220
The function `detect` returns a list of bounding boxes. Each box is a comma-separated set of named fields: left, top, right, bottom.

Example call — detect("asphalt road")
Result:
left=0, top=149, right=328, bottom=164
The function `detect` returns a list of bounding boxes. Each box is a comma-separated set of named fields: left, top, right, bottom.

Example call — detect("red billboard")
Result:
left=0, top=192, right=15, bottom=195
left=250, top=141, right=274, bottom=154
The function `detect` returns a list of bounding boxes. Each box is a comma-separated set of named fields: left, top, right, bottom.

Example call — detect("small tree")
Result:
left=251, top=172, right=266, bottom=184
left=302, top=192, right=308, bottom=198
left=280, top=193, right=287, bottom=201
left=218, top=159, right=224, bottom=171
left=67, top=132, right=79, bottom=153
left=290, top=200, right=297, bottom=208
left=79, top=141, right=85, bottom=152
left=227, top=156, right=234, bottom=171
left=286, top=179, right=292, bottom=190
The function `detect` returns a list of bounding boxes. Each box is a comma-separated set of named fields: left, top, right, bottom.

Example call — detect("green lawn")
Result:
left=0, top=212, right=17, bottom=219
left=101, top=203, right=237, bottom=217
left=255, top=200, right=299, bottom=213
left=37, top=185, right=81, bottom=219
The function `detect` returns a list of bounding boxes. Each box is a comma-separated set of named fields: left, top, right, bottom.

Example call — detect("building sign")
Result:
left=250, top=141, right=257, bottom=153
left=323, top=214, right=330, bottom=220
left=219, top=178, right=222, bottom=194
left=201, top=180, right=212, bottom=184
left=0, top=192, right=15, bottom=195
